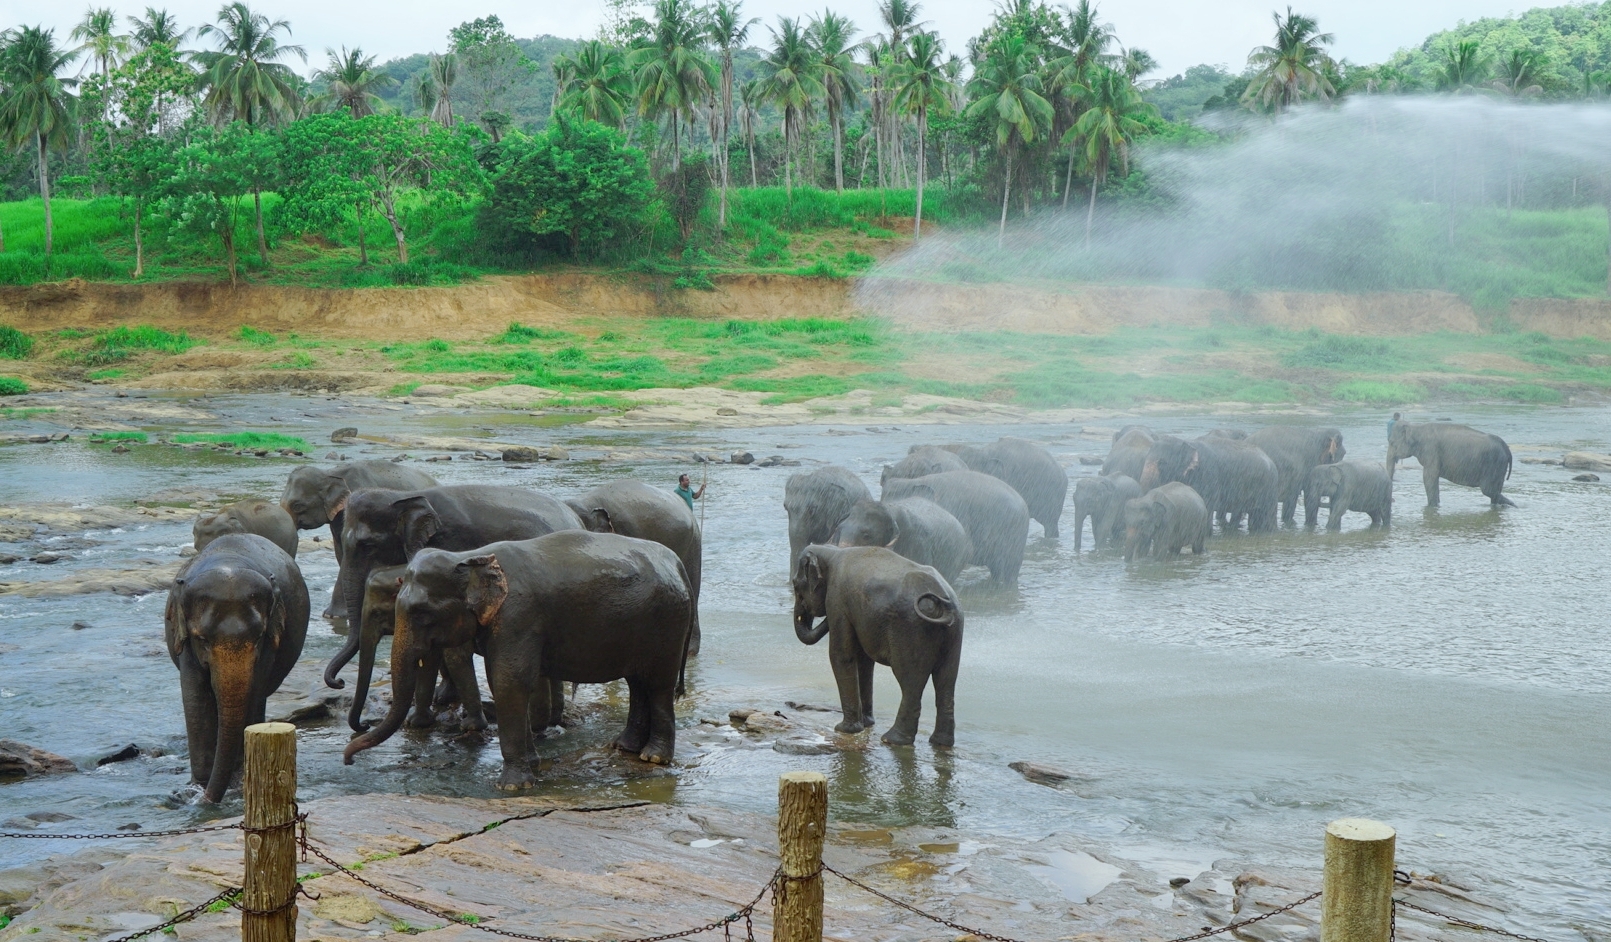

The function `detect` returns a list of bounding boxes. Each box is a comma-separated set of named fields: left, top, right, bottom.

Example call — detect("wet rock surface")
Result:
left=0, top=740, right=78, bottom=777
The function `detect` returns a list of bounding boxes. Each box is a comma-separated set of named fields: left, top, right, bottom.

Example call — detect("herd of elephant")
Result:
left=164, top=417, right=1514, bottom=802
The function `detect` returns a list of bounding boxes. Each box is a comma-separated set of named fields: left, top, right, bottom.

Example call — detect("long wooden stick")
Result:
left=700, top=460, right=708, bottom=530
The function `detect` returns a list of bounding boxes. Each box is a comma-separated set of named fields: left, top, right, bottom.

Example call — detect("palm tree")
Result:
left=193, top=1, right=305, bottom=265
left=872, top=0, right=928, bottom=188
left=1492, top=48, right=1544, bottom=98
left=308, top=47, right=395, bottom=116
left=0, top=26, right=79, bottom=256
left=70, top=9, right=131, bottom=82
left=757, top=16, right=825, bottom=200
left=1045, top=0, right=1114, bottom=208
left=893, top=31, right=950, bottom=239
left=739, top=77, right=761, bottom=185
left=1121, top=46, right=1157, bottom=82
left=808, top=11, right=860, bottom=194
left=965, top=35, right=1052, bottom=247
left=555, top=40, right=631, bottom=126
left=630, top=0, right=716, bottom=169
left=709, top=0, right=758, bottom=226
left=423, top=52, right=455, bottom=125
left=129, top=7, right=189, bottom=49
left=1242, top=6, right=1335, bottom=113
left=1068, top=65, right=1155, bottom=247
left=1436, top=39, right=1491, bottom=93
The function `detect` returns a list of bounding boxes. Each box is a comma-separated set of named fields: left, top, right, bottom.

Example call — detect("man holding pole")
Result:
left=675, top=473, right=706, bottom=513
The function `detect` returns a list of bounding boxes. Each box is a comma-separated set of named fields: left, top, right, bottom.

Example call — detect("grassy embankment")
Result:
left=4, top=317, right=1611, bottom=410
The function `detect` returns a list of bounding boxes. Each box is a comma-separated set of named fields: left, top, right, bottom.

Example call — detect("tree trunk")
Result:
left=380, top=193, right=408, bottom=264
left=784, top=114, right=793, bottom=203
left=914, top=110, right=926, bottom=241
left=133, top=198, right=144, bottom=278
left=355, top=201, right=368, bottom=266
left=833, top=110, right=844, bottom=194
left=998, top=150, right=1012, bottom=249
left=38, top=134, right=53, bottom=256
left=253, top=189, right=269, bottom=265
left=1085, top=172, right=1099, bottom=249
left=1063, top=148, right=1076, bottom=211
left=221, top=202, right=238, bottom=288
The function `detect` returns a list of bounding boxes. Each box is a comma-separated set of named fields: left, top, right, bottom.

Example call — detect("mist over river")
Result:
left=1, top=392, right=1607, bottom=936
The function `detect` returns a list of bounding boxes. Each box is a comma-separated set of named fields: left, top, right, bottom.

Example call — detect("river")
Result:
left=1, top=392, right=1607, bottom=936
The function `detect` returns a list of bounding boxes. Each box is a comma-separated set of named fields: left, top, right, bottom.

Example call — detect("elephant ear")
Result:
left=463, top=554, right=508, bottom=627
left=586, top=508, right=614, bottom=533
left=320, top=473, right=352, bottom=522
left=392, top=495, right=442, bottom=558
left=884, top=521, right=900, bottom=549
left=265, top=574, right=287, bottom=649
left=164, top=575, right=189, bottom=660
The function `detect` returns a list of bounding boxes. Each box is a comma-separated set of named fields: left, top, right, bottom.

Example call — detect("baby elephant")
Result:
left=1072, top=473, right=1142, bottom=551
left=1308, top=461, right=1392, bottom=530
left=792, top=544, right=963, bottom=747
left=347, top=565, right=484, bottom=734
left=832, top=498, right=973, bottom=585
left=193, top=499, right=299, bottom=558
left=1123, top=482, right=1209, bottom=561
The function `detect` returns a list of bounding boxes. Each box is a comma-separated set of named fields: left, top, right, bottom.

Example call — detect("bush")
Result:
left=0, top=376, right=26, bottom=395
left=238, top=326, right=277, bottom=346
left=0, top=325, right=32, bottom=359
left=83, top=326, right=199, bottom=365
left=660, top=153, right=712, bottom=244
left=493, top=322, right=570, bottom=343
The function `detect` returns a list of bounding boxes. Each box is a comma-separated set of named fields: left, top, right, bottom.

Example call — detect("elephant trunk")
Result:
left=1139, top=459, right=1159, bottom=491
left=323, top=629, right=360, bottom=690
left=338, top=561, right=367, bottom=640
left=204, top=645, right=256, bottom=803
left=349, top=602, right=388, bottom=732
left=344, top=615, right=416, bottom=763
left=793, top=600, right=829, bottom=645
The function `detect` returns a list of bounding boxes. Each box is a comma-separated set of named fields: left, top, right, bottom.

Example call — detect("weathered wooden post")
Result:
left=243, top=722, right=298, bottom=942
left=1322, top=818, right=1396, bottom=942
left=776, top=771, right=828, bottom=942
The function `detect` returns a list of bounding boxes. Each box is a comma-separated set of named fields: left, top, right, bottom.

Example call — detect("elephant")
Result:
left=193, top=499, right=298, bottom=558
left=1248, top=426, right=1346, bottom=525
left=280, top=461, right=438, bottom=619
left=165, top=534, right=309, bottom=802
left=943, top=437, right=1068, bottom=538
left=881, top=470, right=1030, bottom=584
left=347, top=564, right=485, bottom=733
left=330, top=484, right=582, bottom=722
left=784, top=465, right=872, bottom=578
left=344, top=531, right=692, bottom=791
left=567, top=479, right=703, bottom=656
left=881, top=446, right=967, bottom=486
left=1102, top=425, right=1156, bottom=481
left=1202, top=428, right=1249, bottom=441
left=831, top=498, right=973, bottom=585
left=792, top=544, right=962, bottom=747
left=1308, top=461, right=1393, bottom=530
left=1071, top=473, right=1142, bottom=551
left=1123, top=483, right=1209, bottom=561
left=1139, top=436, right=1279, bottom=533
left=1387, top=421, right=1514, bottom=508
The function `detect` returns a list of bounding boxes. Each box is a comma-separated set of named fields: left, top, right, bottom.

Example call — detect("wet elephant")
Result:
left=193, top=499, right=298, bottom=558
left=881, top=470, right=1029, bottom=584
left=165, top=534, right=309, bottom=802
left=344, top=532, right=692, bottom=791
left=1072, top=473, right=1142, bottom=551
left=1140, top=436, right=1278, bottom=533
left=792, top=544, right=962, bottom=747
left=1123, top=482, right=1209, bottom=561
left=1248, top=426, right=1345, bottom=525
left=945, top=438, right=1068, bottom=538
left=831, top=498, right=973, bottom=584
left=1387, top=421, right=1514, bottom=508
left=1102, top=426, right=1155, bottom=481
left=881, top=446, right=967, bottom=487
left=784, top=465, right=871, bottom=578
left=567, top=479, right=703, bottom=656
left=1308, top=460, right=1393, bottom=530
left=348, top=564, right=484, bottom=733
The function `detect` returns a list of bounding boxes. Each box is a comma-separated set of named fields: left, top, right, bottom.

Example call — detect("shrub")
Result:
left=1331, top=380, right=1420, bottom=404
left=0, top=325, right=32, bottom=359
left=493, top=322, right=569, bottom=344
left=0, top=376, right=26, bottom=395
left=83, top=325, right=199, bottom=365
left=1283, top=335, right=1397, bottom=370
left=238, top=326, right=277, bottom=346
left=171, top=431, right=311, bottom=450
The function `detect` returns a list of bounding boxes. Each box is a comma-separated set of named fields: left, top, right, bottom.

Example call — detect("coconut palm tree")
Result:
left=757, top=16, right=824, bottom=200
left=1242, top=6, right=1335, bottom=113
left=709, top=0, right=758, bottom=226
left=808, top=11, right=860, bottom=194
left=966, top=35, right=1051, bottom=247
left=421, top=52, right=455, bottom=125
left=555, top=40, right=632, bottom=126
left=1045, top=0, right=1114, bottom=208
left=872, top=0, right=928, bottom=188
left=739, top=77, right=761, bottom=185
left=193, top=1, right=305, bottom=265
left=1068, top=65, right=1155, bottom=247
left=630, top=0, right=715, bottom=169
left=1492, top=48, right=1545, bottom=98
left=129, top=7, right=189, bottom=50
left=1121, top=46, right=1157, bottom=82
left=893, top=30, right=950, bottom=239
left=70, top=9, right=131, bottom=82
left=308, top=46, right=395, bottom=116
left=0, top=26, right=79, bottom=256
left=1436, top=39, right=1492, bottom=94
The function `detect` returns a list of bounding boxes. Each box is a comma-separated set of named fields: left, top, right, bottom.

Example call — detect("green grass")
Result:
left=87, top=368, right=126, bottom=380
left=238, top=325, right=277, bottom=347
left=0, top=376, right=26, bottom=395
left=171, top=431, right=311, bottom=451
left=2, top=406, right=51, bottom=419
left=80, top=326, right=200, bottom=365
left=89, top=431, right=149, bottom=442
left=1332, top=380, right=1423, bottom=404
left=1, top=325, right=33, bottom=359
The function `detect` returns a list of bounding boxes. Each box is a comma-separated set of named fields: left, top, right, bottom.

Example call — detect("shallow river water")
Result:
left=1, top=393, right=1607, bottom=936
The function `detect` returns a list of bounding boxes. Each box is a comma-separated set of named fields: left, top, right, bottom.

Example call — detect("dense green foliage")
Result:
left=0, top=376, right=25, bottom=395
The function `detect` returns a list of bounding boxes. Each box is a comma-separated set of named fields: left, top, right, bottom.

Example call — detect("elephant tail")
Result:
left=676, top=594, right=693, bottom=699
left=914, top=592, right=958, bottom=628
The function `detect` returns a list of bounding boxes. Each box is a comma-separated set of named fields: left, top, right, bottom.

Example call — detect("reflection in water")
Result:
left=829, top=746, right=957, bottom=829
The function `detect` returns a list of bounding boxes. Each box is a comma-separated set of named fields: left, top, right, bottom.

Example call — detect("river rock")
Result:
left=410, top=384, right=470, bottom=398
left=1078, top=456, right=1104, bottom=465
left=0, top=740, right=77, bottom=777
left=730, top=451, right=754, bottom=464
left=1574, top=473, right=1601, bottom=482
left=331, top=427, right=358, bottom=441
left=1009, top=761, right=1073, bottom=785
left=31, top=552, right=67, bottom=564
left=314, top=893, right=381, bottom=925
left=95, top=745, right=140, bottom=766
left=1563, top=452, right=1611, bottom=471
left=774, top=738, right=837, bottom=756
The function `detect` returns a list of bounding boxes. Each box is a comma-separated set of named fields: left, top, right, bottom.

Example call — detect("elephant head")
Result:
left=1386, top=423, right=1415, bottom=478
left=1139, top=438, right=1197, bottom=492
left=791, top=546, right=834, bottom=645
left=166, top=565, right=290, bottom=802
left=564, top=500, right=614, bottom=533
left=1308, top=464, right=1344, bottom=503
left=833, top=500, right=900, bottom=549
left=337, top=491, right=442, bottom=643
left=192, top=510, right=247, bottom=552
left=345, top=550, right=502, bottom=763
left=1122, top=497, right=1161, bottom=561
left=1072, top=476, right=1114, bottom=550
left=280, top=466, right=353, bottom=532
left=349, top=564, right=407, bottom=732
left=1320, top=430, right=1346, bottom=464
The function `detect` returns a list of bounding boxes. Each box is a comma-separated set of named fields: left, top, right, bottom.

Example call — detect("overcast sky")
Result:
left=11, top=0, right=1534, bottom=78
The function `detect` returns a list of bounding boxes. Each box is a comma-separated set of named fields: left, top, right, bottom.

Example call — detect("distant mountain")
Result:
left=1143, top=64, right=1236, bottom=122
left=1384, top=1, right=1611, bottom=94
left=373, top=35, right=581, bottom=131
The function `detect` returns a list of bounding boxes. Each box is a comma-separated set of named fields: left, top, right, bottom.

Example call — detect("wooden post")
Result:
left=243, top=722, right=298, bottom=942
left=1322, top=818, right=1396, bottom=942
left=776, top=771, right=828, bottom=942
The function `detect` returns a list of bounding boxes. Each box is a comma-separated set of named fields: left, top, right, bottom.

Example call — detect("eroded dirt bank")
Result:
left=4, top=274, right=1608, bottom=339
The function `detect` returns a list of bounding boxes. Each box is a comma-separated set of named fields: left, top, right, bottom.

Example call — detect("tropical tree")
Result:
left=1491, top=48, right=1545, bottom=98
left=128, top=7, right=189, bottom=50
left=1121, top=46, right=1157, bottom=82
left=447, top=16, right=527, bottom=139
left=555, top=40, right=632, bottom=127
left=193, top=1, right=306, bottom=263
left=70, top=9, right=131, bottom=82
left=162, top=122, right=253, bottom=284
left=0, top=26, right=80, bottom=256
left=1045, top=0, right=1114, bottom=208
left=1435, top=39, right=1491, bottom=93
left=964, top=34, right=1052, bottom=246
left=308, top=46, right=395, bottom=116
left=709, top=0, right=758, bottom=226
left=870, top=0, right=928, bottom=187
left=1242, top=6, right=1335, bottom=113
left=808, top=11, right=859, bottom=194
left=1068, top=65, right=1155, bottom=247
left=757, top=16, right=824, bottom=199
left=630, top=0, right=714, bottom=169
left=892, top=30, right=950, bottom=239
left=415, top=52, right=456, bottom=126
left=95, top=39, right=193, bottom=273
left=739, top=77, right=761, bottom=185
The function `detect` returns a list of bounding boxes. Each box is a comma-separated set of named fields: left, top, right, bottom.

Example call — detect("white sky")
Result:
left=11, top=0, right=1535, bottom=78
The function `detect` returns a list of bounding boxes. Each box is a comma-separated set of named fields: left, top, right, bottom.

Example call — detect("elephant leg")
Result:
left=1328, top=499, right=1346, bottom=531
left=857, top=651, right=875, bottom=729
left=546, top=677, right=565, bottom=728
left=179, top=659, right=218, bottom=788
left=1303, top=483, right=1322, bottom=526
left=638, top=681, right=677, bottom=765
left=617, top=678, right=652, bottom=754
left=881, top=661, right=927, bottom=746
left=1423, top=465, right=1440, bottom=507
left=1072, top=510, right=1085, bottom=551
left=829, top=629, right=866, bottom=734
left=407, top=650, right=442, bottom=729
left=1041, top=511, right=1059, bottom=539
left=493, top=677, right=536, bottom=791
left=1367, top=510, right=1383, bottom=526
left=441, top=645, right=486, bottom=731
left=929, top=647, right=959, bottom=748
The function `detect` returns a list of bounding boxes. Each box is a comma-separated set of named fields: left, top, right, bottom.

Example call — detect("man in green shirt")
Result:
left=675, top=473, right=705, bottom=512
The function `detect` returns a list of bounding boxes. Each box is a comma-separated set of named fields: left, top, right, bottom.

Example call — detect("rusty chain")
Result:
left=94, top=886, right=243, bottom=942
left=0, top=821, right=248, bottom=840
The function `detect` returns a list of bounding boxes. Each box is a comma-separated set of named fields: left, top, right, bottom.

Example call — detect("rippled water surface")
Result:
left=2, top=394, right=1607, bottom=935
